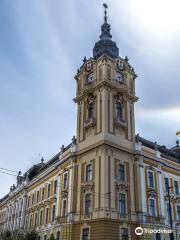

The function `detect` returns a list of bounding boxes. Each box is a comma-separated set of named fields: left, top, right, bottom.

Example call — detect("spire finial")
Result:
left=103, top=3, right=108, bottom=23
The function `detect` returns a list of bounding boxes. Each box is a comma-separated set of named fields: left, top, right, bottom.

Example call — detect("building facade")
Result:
left=0, top=5, right=180, bottom=240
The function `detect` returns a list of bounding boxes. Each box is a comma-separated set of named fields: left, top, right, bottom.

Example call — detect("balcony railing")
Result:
left=114, top=117, right=127, bottom=128
left=84, top=118, right=96, bottom=129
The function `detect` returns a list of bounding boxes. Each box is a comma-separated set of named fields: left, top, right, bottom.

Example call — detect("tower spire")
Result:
left=103, top=3, right=108, bottom=23
left=93, top=3, right=119, bottom=59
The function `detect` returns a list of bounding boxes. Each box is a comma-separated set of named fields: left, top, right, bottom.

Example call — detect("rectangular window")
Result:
left=121, top=228, right=128, bottom=240
left=32, top=194, right=35, bottom=206
left=82, top=228, right=89, bottom=240
left=44, top=235, right=47, bottom=240
left=177, top=206, right=180, bottom=220
left=116, top=103, right=123, bottom=119
left=29, top=215, right=33, bottom=228
left=165, top=178, right=169, bottom=193
left=119, top=193, right=126, bottom=217
left=36, top=191, right=39, bottom=203
left=45, top=208, right=49, bottom=224
left=42, top=188, right=45, bottom=200
left=118, top=164, right=125, bottom=182
left=63, top=173, right=68, bottom=189
left=47, top=184, right=51, bottom=198
left=149, top=198, right=156, bottom=217
left=40, top=210, right=43, bottom=225
left=52, top=205, right=56, bottom=222
left=85, top=194, right=92, bottom=216
left=27, top=196, right=31, bottom=208
left=88, top=103, right=94, bottom=119
left=166, top=203, right=170, bottom=223
left=174, top=181, right=179, bottom=195
left=86, top=164, right=92, bottom=182
left=148, top=171, right=154, bottom=188
left=54, top=180, right=57, bottom=195
left=34, top=212, right=37, bottom=227
left=62, top=199, right=67, bottom=217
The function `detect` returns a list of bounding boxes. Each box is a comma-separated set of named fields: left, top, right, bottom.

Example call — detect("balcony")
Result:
left=84, top=118, right=96, bottom=129
left=114, top=117, right=127, bottom=128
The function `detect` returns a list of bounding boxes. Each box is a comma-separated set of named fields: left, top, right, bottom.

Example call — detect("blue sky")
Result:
left=0, top=0, right=180, bottom=198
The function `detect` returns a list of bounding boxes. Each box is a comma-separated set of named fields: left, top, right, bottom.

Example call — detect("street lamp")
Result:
left=167, top=186, right=174, bottom=240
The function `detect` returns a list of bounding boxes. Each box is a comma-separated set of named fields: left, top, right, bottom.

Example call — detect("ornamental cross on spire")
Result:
left=103, top=3, right=108, bottom=23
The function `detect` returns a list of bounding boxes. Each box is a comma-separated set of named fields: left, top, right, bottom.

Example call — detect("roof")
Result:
left=139, top=136, right=180, bottom=164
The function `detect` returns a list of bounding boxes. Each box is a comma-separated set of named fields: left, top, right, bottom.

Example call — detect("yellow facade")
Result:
left=0, top=4, right=180, bottom=240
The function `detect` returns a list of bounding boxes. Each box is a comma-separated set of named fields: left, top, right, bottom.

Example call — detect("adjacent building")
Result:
left=0, top=5, right=180, bottom=240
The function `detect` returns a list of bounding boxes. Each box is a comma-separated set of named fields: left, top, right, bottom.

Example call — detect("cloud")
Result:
left=0, top=0, right=180, bottom=198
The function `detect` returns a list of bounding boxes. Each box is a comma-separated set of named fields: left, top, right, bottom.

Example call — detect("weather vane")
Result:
left=103, top=3, right=108, bottom=23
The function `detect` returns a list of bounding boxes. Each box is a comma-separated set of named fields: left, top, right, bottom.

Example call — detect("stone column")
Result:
left=157, top=169, right=165, bottom=218
left=56, top=174, right=61, bottom=218
left=20, top=194, right=27, bottom=229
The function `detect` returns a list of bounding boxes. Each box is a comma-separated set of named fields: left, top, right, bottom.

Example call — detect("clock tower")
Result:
left=74, top=4, right=138, bottom=152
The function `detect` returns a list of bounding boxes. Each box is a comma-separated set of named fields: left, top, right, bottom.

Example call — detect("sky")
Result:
left=0, top=0, right=180, bottom=198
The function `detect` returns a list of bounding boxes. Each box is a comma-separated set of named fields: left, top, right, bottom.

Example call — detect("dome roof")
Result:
left=93, top=4, right=119, bottom=59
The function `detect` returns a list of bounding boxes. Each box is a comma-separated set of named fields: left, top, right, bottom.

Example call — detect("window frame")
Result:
left=164, top=177, right=169, bottom=193
left=148, top=197, right=156, bottom=217
left=85, top=163, right=93, bottom=182
left=147, top=170, right=154, bottom=188
left=62, top=198, right=67, bottom=217
left=118, top=163, right=125, bottom=182
left=84, top=193, right=92, bottom=216
left=118, top=192, right=126, bottom=217
left=81, top=227, right=90, bottom=240
left=116, top=102, right=123, bottom=120
left=176, top=205, right=180, bottom=220
left=45, top=207, right=49, bottom=225
left=47, top=184, right=51, bottom=198
left=63, top=172, right=69, bottom=189
left=52, top=205, right=56, bottom=223
left=174, top=180, right=179, bottom=195
left=54, top=180, right=58, bottom=195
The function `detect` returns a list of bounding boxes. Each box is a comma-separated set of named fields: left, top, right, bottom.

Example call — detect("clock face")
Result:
left=87, top=73, right=94, bottom=83
left=116, top=72, right=124, bottom=83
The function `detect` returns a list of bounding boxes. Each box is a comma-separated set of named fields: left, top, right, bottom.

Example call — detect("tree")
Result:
left=25, top=231, right=38, bottom=240
left=49, top=234, right=56, bottom=240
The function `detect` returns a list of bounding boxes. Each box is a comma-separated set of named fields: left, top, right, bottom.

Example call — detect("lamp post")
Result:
left=167, top=186, right=174, bottom=240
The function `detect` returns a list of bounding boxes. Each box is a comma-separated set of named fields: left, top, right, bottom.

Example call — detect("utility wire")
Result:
left=0, top=170, right=17, bottom=177
left=0, top=167, right=18, bottom=174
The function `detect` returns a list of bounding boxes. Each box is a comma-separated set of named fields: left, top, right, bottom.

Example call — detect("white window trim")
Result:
left=118, top=191, right=127, bottom=218
left=148, top=197, right=157, bottom=217
left=63, top=172, right=69, bottom=189
left=147, top=170, right=155, bottom=188
left=164, top=177, right=169, bottom=193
